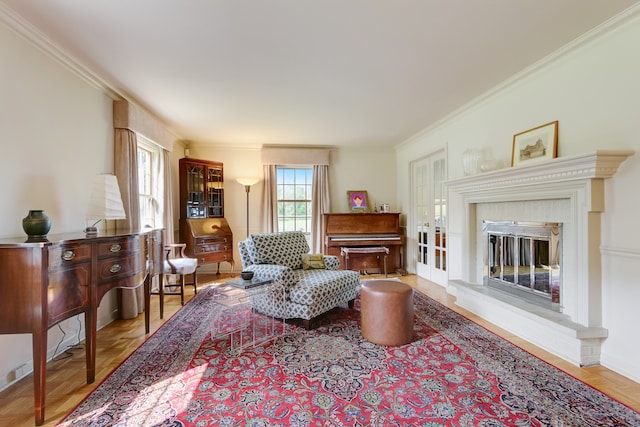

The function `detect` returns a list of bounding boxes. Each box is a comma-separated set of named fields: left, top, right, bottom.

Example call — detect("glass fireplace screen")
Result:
left=483, top=221, right=562, bottom=309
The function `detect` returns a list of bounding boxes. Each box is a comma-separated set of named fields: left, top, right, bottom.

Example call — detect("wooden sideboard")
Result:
left=0, top=228, right=162, bottom=425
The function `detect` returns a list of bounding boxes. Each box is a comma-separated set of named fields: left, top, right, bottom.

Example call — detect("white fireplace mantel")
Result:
left=446, top=150, right=634, bottom=366
left=447, top=150, right=634, bottom=196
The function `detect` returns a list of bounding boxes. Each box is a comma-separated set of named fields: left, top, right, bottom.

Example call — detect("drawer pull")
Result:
left=110, top=244, right=122, bottom=252
left=62, top=250, right=75, bottom=261
left=109, top=264, right=122, bottom=273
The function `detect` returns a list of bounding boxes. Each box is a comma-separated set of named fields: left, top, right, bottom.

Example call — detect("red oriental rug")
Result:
left=58, top=284, right=640, bottom=426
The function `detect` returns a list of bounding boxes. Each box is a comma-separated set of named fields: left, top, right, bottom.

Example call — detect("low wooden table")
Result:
left=341, top=246, right=389, bottom=277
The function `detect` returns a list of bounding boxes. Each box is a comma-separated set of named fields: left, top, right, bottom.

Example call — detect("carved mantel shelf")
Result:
left=447, top=150, right=634, bottom=195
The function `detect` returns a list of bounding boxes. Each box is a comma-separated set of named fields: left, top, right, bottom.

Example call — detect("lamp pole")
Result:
left=243, top=184, right=251, bottom=237
left=236, top=178, right=259, bottom=238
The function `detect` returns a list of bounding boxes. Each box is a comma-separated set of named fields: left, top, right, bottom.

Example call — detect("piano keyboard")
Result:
left=329, top=234, right=401, bottom=241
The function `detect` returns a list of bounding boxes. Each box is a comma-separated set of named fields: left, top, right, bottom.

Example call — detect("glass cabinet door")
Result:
left=186, top=164, right=206, bottom=218
left=180, top=158, right=226, bottom=220
left=207, top=165, right=224, bottom=218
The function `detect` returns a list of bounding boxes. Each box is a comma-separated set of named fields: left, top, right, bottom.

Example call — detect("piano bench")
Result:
left=340, top=246, right=389, bottom=277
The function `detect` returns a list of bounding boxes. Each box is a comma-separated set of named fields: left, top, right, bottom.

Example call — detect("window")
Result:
left=276, top=167, right=312, bottom=233
left=137, top=137, right=163, bottom=228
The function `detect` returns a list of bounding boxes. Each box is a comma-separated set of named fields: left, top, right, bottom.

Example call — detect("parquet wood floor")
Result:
left=0, top=273, right=638, bottom=426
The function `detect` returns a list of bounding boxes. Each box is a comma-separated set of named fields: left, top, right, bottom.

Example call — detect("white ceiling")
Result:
left=1, top=1, right=637, bottom=148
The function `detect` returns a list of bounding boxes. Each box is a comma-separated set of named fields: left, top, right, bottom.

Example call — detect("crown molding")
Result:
left=0, top=3, right=122, bottom=100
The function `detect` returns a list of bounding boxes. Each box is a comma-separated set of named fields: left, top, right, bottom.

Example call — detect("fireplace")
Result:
left=446, top=151, right=633, bottom=366
left=483, top=220, right=562, bottom=311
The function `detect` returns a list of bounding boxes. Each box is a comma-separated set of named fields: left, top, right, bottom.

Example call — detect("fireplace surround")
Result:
left=447, top=150, right=633, bottom=366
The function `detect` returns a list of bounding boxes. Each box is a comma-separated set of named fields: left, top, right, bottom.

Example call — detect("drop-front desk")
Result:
left=0, top=228, right=163, bottom=425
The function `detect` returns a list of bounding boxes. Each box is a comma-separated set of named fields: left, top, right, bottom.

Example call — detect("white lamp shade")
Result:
left=86, top=174, right=127, bottom=221
left=236, top=177, right=259, bottom=186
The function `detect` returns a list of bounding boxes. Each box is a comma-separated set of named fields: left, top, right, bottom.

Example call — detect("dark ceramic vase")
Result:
left=22, top=210, right=51, bottom=237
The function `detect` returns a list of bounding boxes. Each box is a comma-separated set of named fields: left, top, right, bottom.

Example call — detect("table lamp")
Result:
left=85, top=174, right=127, bottom=236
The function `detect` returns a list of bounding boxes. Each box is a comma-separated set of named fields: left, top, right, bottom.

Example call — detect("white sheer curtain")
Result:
left=311, top=164, right=330, bottom=253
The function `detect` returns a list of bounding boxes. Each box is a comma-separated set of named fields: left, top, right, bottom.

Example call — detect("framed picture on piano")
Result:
left=347, top=190, right=370, bottom=213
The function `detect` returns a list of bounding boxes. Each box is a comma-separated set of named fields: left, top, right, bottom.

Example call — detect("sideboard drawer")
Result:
left=48, top=242, right=92, bottom=325
left=97, top=251, right=145, bottom=287
left=96, top=235, right=142, bottom=257
left=49, top=243, right=92, bottom=268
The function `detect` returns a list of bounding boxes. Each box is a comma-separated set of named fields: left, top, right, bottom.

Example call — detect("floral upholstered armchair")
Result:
left=238, top=231, right=360, bottom=329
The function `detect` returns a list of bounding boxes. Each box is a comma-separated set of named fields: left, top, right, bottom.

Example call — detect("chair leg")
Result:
left=180, top=274, right=185, bottom=306
left=192, top=271, right=198, bottom=294
left=159, top=274, right=165, bottom=319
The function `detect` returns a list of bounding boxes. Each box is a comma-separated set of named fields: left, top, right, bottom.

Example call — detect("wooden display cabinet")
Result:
left=179, top=157, right=224, bottom=219
left=179, top=158, right=234, bottom=273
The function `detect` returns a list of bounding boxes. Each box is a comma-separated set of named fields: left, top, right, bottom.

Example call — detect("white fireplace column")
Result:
left=446, top=150, right=633, bottom=366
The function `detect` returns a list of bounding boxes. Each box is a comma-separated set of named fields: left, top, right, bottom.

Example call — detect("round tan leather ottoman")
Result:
left=360, top=280, right=414, bottom=346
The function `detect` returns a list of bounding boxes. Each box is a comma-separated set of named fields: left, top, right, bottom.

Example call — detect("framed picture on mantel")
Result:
left=512, top=120, right=558, bottom=167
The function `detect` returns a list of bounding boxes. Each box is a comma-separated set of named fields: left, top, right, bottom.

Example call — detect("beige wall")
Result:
left=0, top=22, right=117, bottom=389
left=185, top=144, right=397, bottom=273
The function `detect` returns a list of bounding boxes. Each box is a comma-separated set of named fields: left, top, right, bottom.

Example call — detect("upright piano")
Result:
left=323, top=213, right=405, bottom=274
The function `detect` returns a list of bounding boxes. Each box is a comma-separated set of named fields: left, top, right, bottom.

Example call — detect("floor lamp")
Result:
left=236, top=178, right=259, bottom=237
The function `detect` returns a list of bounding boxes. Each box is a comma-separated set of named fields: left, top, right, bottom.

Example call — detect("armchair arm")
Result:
left=164, top=243, right=188, bottom=274
left=244, top=264, right=297, bottom=289
left=323, top=255, right=340, bottom=270
left=165, top=243, right=187, bottom=257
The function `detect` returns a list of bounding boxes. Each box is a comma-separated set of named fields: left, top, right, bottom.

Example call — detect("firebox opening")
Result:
left=483, top=221, right=562, bottom=312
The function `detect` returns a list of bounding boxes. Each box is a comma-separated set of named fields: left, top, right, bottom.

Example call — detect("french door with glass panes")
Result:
left=413, top=151, right=447, bottom=285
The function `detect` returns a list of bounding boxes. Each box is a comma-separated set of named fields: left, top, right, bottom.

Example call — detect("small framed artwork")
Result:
left=347, top=190, right=370, bottom=212
left=512, top=120, right=559, bottom=167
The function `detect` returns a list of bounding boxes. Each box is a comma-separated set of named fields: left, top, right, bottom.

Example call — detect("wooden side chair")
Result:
left=152, top=243, right=198, bottom=318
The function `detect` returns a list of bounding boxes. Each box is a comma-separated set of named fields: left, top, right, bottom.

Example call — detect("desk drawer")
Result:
left=195, top=242, right=231, bottom=254
left=197, top=250, right=231, bottom=264
left=196, top=235, right=231, bottom=245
